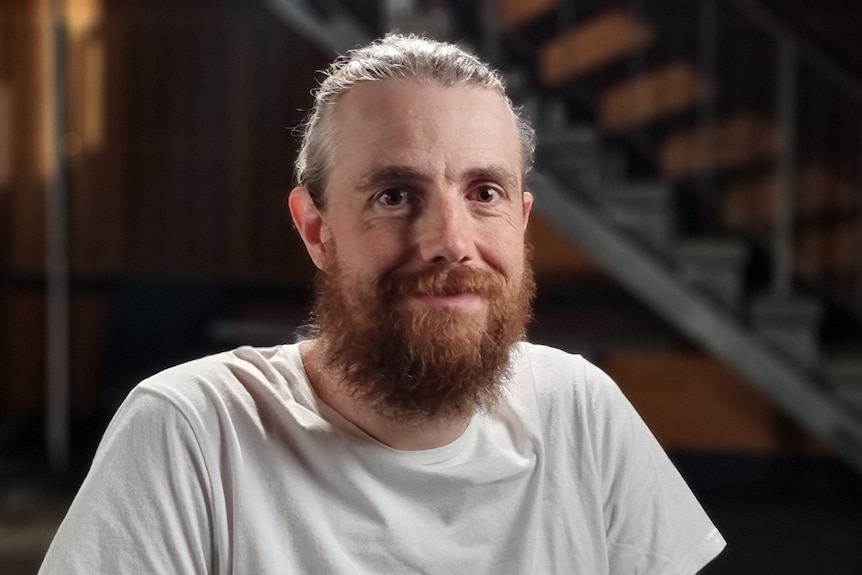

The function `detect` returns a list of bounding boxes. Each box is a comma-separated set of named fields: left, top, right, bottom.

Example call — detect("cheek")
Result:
left=330, top=229, right=403, bottom=279
left=480, top=232, right=527, bottom=277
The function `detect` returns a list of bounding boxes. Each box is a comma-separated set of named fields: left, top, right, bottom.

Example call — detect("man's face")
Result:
left=291, top=79, right=534, bottom=421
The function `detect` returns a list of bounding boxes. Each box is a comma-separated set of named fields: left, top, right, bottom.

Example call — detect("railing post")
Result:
left=627, top=0, right=646, bottom=139
left=774, top=36, right=797, bottom=297
left=46, top=0, right=71, bottom=475
left=479, top=0, right=499, bottom=65
left=857, top=117, right=862, bottom=309
left=698, top=0, right=717, bottom=223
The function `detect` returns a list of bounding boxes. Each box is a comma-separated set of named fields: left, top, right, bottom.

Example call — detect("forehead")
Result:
left=328, top=79, right=522, bottom=184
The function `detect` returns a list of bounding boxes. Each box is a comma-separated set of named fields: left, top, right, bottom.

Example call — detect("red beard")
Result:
left=312, top=247, right=535, bottom=424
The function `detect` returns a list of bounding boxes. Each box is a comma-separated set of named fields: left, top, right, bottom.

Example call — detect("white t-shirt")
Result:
left=40, top=342, right=725, bottom=574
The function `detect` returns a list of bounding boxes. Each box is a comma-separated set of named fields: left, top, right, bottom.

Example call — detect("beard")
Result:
left=311, top=246, right=535, bottom=425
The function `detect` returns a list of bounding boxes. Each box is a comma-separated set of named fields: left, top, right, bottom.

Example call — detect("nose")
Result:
left=415, top=193, right=475, bottom=264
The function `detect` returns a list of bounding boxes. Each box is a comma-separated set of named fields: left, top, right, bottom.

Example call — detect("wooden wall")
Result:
left=1, top=0, right=327, bottom=420
left=0, top=0, right=827, bottom=458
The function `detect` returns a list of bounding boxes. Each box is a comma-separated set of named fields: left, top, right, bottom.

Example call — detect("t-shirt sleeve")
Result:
left=583, top=359, right=726, bottom=574
left=39, top=388, right=215, bottom=574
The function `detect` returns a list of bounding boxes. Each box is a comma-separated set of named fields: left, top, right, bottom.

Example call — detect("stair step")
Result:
left=536, top=126, right=607, bottom=202
left=497, top=0, right=557, bottom=31
left=824, top=356, right=862, bottom=386
left=599, top=61, right=711, bottom=133
left=538, top=126, right=599, bottom=148
left=796, top=223, right=859, bottom=282
left=602, top=181, right=674, bottom=252
left=675, top=238, right=748, bottom=311
left=538, top=8, right=654, bottom=85
left=823, top=356, right=862, bottom=412
left=750, top=295, right=823, bottom=370
left=720, top=163, right=858, bottom=285
left=502, top=67, right=533, bottom=103
left=661, top=113, right=777, bottom=181
left=796, top=165, right=859, bottom=216
left=721, top=174, right=775, bottom=233
left=723, top=163, right=858, bottom=232
left=384, top=0, right=455, bottom=39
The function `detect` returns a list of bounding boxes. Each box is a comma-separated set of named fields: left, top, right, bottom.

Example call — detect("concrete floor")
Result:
left=0, top=471, right=72, bottom=575
left=0, top=517, right=62, bottom=575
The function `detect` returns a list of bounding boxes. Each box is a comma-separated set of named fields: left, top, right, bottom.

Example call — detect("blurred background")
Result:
left=1, top=0, right=862, bottom=572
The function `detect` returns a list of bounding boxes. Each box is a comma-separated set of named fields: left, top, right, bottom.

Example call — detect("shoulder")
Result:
left=507, top=342, right=682, bottom=474
left=512, top=343, right=726, bottom=571
left=510, top=342, right=628, bottom=414
left=112, top=344, right=312, bottom=448
left=510, top=341, right=585, bottom=389
left=140, top=344, right=297, bottom=390
left=136, top=344, right=306, bottom=410
left=506, top=342, right=640, bottom=465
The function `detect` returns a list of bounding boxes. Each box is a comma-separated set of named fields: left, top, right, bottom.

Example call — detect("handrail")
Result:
left=265, top=0, right=371, bottom=54
left=734, top=0, right=862, bottom=105
left=531, top=170, right=862, bottom=475
left=773, top=37, right=797, bottom=297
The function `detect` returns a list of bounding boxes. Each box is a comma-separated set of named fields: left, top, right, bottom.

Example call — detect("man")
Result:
left=41, top=34, right=725, bottom=573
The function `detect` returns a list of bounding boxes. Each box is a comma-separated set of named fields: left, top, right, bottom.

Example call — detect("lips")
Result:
left=408, top=291, right=484, bottom=312
left=416, top=285, right=478, bottom=297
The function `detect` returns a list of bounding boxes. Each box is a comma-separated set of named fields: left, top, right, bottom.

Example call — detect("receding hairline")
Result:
left=327, top=76, right=520, bottom=130
left=325, top=78, right=527, bottom=184
left=294, top=34, right=536, bottom=207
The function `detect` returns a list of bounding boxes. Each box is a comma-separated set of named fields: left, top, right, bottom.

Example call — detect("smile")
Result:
left=409, top=291, right=485, bottom=310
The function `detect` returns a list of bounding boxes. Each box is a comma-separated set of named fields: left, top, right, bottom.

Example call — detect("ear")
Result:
left=521, top=190, right=534, bottom=232
left=288, top=186, right=329, bottom=270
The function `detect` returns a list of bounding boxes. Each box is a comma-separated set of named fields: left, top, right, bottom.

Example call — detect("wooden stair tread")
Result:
left=497, top=0, right=558, bottom=31
left=539, top=8, right=654, bottom=85
left=661, top=113, right=777, bottom=180
left=599, top=60, right=710, bottom=132
left=722, top=163, right=857, bottom=227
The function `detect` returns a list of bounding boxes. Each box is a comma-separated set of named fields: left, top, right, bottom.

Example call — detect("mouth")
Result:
left=409, top=290, right=485, bottom=310
left=388, top=265, right=497, bottom=312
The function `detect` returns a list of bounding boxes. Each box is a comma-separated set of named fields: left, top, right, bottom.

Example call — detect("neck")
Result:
left=299, top=339, right=472, bottom=450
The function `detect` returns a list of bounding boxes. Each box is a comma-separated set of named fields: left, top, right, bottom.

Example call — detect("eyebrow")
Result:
left=355, top=164, right=520, bottom=193
left=463, top=165, right=520, bottom=192
left=355, top=165, right=431, bottom=193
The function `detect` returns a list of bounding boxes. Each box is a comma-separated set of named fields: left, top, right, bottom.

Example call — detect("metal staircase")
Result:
left=265, top=0, right=862, bottom=473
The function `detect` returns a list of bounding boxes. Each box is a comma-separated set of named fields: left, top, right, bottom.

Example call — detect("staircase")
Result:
left=265, top=0, right=862, bottom=473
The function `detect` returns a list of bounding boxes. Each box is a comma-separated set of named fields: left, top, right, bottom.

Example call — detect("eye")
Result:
left=474, top=185, right=501, bottom=203
left=376, top=188, right=409, bottom=207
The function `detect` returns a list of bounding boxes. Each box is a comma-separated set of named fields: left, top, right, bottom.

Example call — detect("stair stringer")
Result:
left=265, top=0, right=371, bottom=54
left=529, top=171, right=862, bottom=473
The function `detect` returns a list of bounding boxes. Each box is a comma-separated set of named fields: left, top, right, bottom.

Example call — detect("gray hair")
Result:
left=294, top=33, right=536, bottom=207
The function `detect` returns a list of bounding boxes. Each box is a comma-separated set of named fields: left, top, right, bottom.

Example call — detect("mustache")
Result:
left=381, top=265, right=506, bottom=299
